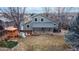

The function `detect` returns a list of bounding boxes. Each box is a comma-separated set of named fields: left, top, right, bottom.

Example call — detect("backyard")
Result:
left=0, top=30, right=71, bottom=51
left=21, top=35, right=69, bottom=51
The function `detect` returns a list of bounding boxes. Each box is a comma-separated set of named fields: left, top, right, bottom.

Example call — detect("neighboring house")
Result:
left=0, top=17, right=15, bottom=28
left=23, top=14, right=59, bottom=35
left=0, top=17, right=15, bottom=36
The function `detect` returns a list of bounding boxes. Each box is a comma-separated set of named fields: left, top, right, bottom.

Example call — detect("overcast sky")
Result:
left=25, top=7, right=79, bottom=13
left=26, top=7, right=43, bottom=13
left=0, top=7, right=79, bottom=13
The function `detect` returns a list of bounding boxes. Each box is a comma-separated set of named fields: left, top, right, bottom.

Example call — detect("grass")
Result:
left=0, top=41, right=18, bottom=48
left=0, top=34, right=70, bottom=51
left=22, top=35, right=71, bottom=51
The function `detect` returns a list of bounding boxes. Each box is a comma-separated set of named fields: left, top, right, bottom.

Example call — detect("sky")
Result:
left=25, top=7, right=79, bottom=13
left=26, top=7, right=43, bottom=13
left=0, top=7, right=79, bottom=13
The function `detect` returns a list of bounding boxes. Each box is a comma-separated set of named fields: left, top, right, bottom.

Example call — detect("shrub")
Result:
left=0, top=41, right=18, bottom=48
left=64, top=14, right=79, bottom=50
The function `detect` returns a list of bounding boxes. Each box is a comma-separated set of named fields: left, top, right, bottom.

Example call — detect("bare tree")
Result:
left=42, top=7, right=52, bottom=17
left=0, top=7, right=26, bottom=30
left=53, top=7, right=74, bottom=30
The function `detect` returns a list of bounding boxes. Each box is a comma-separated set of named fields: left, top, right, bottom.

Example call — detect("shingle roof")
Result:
left=31, top=14, right=55, bottom=22
left=32, top=22, right=55, bottom=28
left=25, top=14, right=58, bottom=24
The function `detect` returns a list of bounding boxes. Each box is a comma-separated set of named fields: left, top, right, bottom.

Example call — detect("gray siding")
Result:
left=24, top=15, right=58, bottom=31
left=24, top=22, right=33, bottom=30
left=32, top=22, right=57, bottom=28
left=32, top=15, right=52, bottom=22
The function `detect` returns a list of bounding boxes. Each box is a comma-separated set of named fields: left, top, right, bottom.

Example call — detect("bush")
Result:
left=64, top=14, right=79, bottom=50
left=0, top=41, right=18, bottom=48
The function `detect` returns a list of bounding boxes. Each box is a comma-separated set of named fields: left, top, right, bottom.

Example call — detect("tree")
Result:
left=54, top=7, right=73, bottom=30
left=42, top=7, right=52, bottom=17
left=0, top=7, right=26, bottom=30
left=64, top=13, right=79, bottom=50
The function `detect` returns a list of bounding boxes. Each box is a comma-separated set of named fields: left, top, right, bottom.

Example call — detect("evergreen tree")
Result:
left=64, top=14, right=79, bottom=50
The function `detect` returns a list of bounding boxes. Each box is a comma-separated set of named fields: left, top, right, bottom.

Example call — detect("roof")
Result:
left=24, top=14, right=58, bottom=24
left=0, top=17, right=13, bottom=22
left=24, top=19, right=32, bottom=24
left=23, top=15, right=32, bottom=24
left=32, top=22, right=56, bottom=28
left=31, top=14, right=54, bottom=21
left=5, top=26, right=17, bottom=31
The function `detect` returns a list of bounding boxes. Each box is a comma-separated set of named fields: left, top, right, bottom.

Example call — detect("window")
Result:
left=27, top=25, right=29, bottom=27
left=35, top=18, right=37, bottom=21
left=41, top=18, right=43, bottom=21
left=54, top=24, right=56, bottom=25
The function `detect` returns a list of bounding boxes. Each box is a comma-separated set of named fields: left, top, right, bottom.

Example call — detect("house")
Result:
left=23, top=14, right=59, bottom=35
left=0, top=17, right=15, bottom=28
left=0, top=17, right=15, bottom=37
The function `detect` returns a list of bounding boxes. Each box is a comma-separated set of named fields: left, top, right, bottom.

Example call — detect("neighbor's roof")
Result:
left=23, top=15, right=32, bottom=24
left=0, top=17, right=13, bottom=22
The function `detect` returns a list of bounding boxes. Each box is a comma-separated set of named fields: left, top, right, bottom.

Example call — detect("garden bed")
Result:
left=0, top=41, right=18, bottom=48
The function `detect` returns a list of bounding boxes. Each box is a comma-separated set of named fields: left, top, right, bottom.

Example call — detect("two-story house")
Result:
left=23, top=14, right=59, bottom=35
